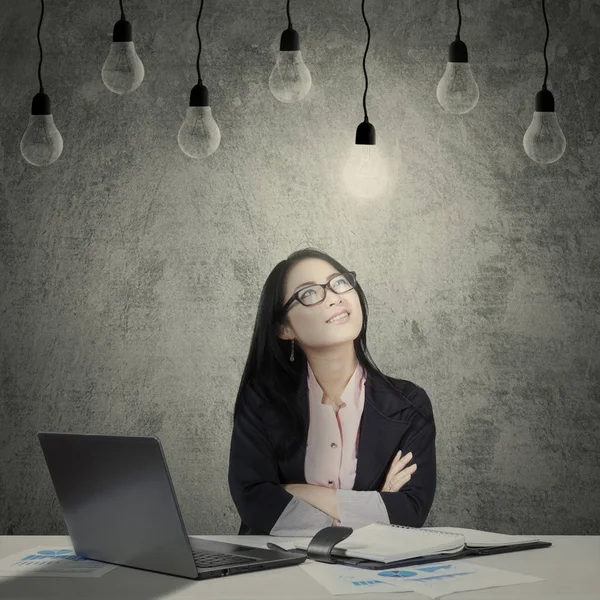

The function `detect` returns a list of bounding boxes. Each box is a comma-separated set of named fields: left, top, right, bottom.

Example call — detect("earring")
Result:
left=290, top=339, right=295, bottom=362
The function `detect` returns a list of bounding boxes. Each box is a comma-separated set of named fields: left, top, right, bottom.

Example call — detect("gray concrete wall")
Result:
left=1, top=0, right=599, bottom=536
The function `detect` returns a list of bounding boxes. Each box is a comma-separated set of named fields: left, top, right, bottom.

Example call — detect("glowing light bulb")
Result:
left=342, top=120, right=388, bottom=200
left=436, top=40, right=479, bottom=114
left=523, top=89, right=566, bottom=164
left=20, top=92, right=63, bottom=167
left=269, top=27, right=311, bottom=103
left=178, top=84, right=221, bottom=158
left=102, top=19, right=144, bottom=94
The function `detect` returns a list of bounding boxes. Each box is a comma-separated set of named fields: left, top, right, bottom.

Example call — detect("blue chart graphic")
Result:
left=16, top=549, right=85, bottom=566
left=338, top=572, right=396, bottom=588
left=340, top=569, right=394, bottom=587
left=378, top=563, right=475, bottom=583
left=351, top=580, right=388, bottom=587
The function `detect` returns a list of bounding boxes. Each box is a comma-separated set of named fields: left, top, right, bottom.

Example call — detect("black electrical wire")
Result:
left=542, top=0, right=549, bottom=90
left=196, top=0, right=205, bottom=84
left=361, top=0, right=370, bottom=121
left=456, top=0, right=462, bottom=40
left=286, top=0, right=292, bottom=29
left=36, top=0, right=44, bottom=93
left=119, top=0, right=125, bottom=20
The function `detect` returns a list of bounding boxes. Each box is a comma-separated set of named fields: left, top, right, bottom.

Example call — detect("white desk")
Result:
left=0, top=534, right=598, bottom=599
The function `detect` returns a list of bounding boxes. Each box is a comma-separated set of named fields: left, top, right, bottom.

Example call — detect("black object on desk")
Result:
left=306, top=526, right=354, bottom=563
left=37, top=432, right=307, bottom=580
left=270, top=526, right=553, bottom=571
left=332, top=539, right=553, bottom=570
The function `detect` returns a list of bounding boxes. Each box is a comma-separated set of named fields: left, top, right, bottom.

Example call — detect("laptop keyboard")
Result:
left=191, top=548, right=258, bottom=569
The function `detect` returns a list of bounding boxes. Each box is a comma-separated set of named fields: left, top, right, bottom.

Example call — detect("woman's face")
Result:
left=278, top=258, right=363, bottom=351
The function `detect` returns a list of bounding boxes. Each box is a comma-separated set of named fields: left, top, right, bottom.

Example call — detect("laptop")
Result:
left=37, top=432, right=306, bottom=580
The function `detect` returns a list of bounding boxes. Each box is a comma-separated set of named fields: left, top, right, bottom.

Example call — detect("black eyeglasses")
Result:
left=277, top=271, right=357, bottom=320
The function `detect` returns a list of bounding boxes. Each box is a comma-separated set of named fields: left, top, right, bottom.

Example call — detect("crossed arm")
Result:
left=282, top=483, right=340, bottom=521
left=269, top=484, right=391, bottom=536
left=281, top=446, right=417, bottom=522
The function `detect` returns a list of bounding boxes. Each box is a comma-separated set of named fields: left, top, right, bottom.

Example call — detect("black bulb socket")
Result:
left=31, top=92, right=51, bottom=115
left=448, top=39, right=469, bottom=63
left=535, top=88, right=555, bottom=112
left=355, top=120, right=376, bottom=145
left=280, top=26, right=300, bottom=51
left=189, top=84, right=209, bottom=107
left=113, top=19, right=133, bottom=42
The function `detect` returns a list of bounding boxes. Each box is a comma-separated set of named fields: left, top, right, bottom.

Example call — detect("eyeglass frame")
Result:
left=276, top=271, right=357, bottom=321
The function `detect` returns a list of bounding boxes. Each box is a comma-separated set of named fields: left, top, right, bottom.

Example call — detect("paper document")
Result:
left=372, top=560, right=544, bottom=599
left=300, top=561, right=410, bottom=595
left=301, top=559, right=544, bottom=597
left=0, top=546, right=118, bottom=578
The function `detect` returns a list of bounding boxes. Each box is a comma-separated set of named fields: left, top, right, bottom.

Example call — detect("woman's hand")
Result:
left=380, top=450, right=417, bottom=492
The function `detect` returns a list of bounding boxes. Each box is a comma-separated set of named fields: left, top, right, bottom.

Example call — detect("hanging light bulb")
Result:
left=21, top=0, right=63, bottom=167
left=436, top=0, right=479, bottom=114
left=343, top=0, right=388, bottom=199
left=269, top=0, right=312, bottom=103
left=523, top=0, right=566, bottom=164
left=102, top=0, right=144, bottom=94
left=523, top=91, right=566, bottom=164
left=21, top=93, right=64, bottom=167
left=178, top=84, right=221, bottom=158
left=342, top=120, right=388, bottom=199
left=436, top=42, right=479, bottom=114
left=178, top=0, right=221, bottom=158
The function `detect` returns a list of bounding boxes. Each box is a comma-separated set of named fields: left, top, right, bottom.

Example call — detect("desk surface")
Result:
left=0, top=534, right=598, bottom=599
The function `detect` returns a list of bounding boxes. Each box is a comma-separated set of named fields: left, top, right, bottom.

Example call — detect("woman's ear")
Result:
left=277, top=323, right=292, bottom=341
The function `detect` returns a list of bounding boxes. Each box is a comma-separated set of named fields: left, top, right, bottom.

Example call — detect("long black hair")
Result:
left=232, top=247, right=398, bottom=456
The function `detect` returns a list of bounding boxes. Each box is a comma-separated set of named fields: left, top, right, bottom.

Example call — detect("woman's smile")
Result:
left=326, top=311, right=350, bottom=324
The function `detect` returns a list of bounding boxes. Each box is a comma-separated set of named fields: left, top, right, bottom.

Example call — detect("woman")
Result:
left=228, top=248, right=436, bottom=536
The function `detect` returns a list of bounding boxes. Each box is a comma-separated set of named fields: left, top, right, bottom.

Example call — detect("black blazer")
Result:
left=228, top=361, right=437, bottom=535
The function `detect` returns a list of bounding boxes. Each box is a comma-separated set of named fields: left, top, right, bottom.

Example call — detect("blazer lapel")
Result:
left=352, top=370, right=412, bottom=491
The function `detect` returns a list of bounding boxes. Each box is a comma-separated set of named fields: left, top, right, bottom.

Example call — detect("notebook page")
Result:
left=422, top=527, right=540, bottom=547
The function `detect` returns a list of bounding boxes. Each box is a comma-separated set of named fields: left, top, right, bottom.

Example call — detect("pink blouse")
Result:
left=304, top=361, right=367, bottom=490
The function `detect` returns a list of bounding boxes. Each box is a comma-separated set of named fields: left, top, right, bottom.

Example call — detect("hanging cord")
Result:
left=361, top=0, right=370, bottom=121
left=542, top=0, right=549, bottom=90
left=455, top=0, right=462, bottom=40
left=286, top=0, right=292, bottom=29
left=36, top=0, right=44, bottom=93
left=196, top=0, right=205, bottom=85
left=119, top=0, right=125, bottom=20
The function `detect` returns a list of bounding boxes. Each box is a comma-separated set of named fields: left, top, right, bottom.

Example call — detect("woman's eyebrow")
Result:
left=293, top=272, right=341, bottom=293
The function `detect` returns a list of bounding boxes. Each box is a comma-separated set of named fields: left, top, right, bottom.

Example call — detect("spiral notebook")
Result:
left=275, top=523, right=550, bottom=565
left=292, top=523, right=465, bottom=563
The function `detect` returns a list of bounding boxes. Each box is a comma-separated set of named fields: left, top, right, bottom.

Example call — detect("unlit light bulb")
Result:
left=342, top=121, right=387, bottom=199
left=20, top=92, right=63, bottom=167
left=102, top=19, right=144, bottom=94
left=269, top=51, right=312, bottom=103
left=269, top=27, right=311, bottom=103
left=178, top=84, right=221, bottom=158
left=523, top=90, right=566, bottom=164
left=436, top=39, right=479, bottom=114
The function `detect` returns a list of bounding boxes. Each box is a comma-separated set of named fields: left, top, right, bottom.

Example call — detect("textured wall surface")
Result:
left=1, top=0, right=599, bottom=537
